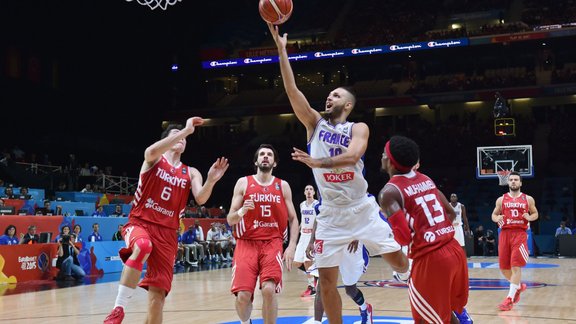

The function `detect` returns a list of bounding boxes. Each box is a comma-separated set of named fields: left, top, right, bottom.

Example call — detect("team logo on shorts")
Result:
left=314, top=240, right=324, bottom=254
left=423, top=231, right=436, bottom=242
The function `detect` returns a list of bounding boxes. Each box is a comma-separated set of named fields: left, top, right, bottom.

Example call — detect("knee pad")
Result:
left=125, top=238, right=152, bottom=271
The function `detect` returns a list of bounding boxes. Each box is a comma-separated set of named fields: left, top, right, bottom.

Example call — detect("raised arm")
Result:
left=281, top=180, right=299, bottom=271
left=143, top=117, right=203, bottom=168
left=268, top=23, right=321, bottom=135
left=292, top=122, right=369, bottom=169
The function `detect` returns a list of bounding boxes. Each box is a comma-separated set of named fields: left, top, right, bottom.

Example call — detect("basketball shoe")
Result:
left=360, top=303, right=373, bottom=324
left=454, top=307, right=473, bottom=323
left=513, top=283, right=527, bottom=304
left=104, top=306, right=125, bottom=324
left=498, top=297, right=514, bottom=311
left=300, top=285, right=315, bottom=297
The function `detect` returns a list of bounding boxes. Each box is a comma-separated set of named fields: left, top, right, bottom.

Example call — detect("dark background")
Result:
left=0, top=0, right=258, bottom=174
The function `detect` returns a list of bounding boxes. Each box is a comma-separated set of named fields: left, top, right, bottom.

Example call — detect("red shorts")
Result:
left=409, top=239, right=469, bottom=324
left=231, top=238, right=284, bottom=295
left=123, top=219, right=178, bottom=295
left=498, top=229, right=529, bottom=270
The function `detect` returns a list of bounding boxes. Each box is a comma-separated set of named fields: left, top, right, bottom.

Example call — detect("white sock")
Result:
left=507, top=283, right=519, bottom=299
left=307, top=276, right=314, bottom=286
left=114, top=285, right=136, bottom=309
left=360, top=302, right=368, bottom=311
left=241, top=320, right=251, bottom=324
left=396, top=270, right=410, bottom=281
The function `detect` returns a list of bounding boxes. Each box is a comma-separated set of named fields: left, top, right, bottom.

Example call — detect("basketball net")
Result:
left=497, top=170, right=511, bottom=186
left=126, top=0, right=181, bottom=10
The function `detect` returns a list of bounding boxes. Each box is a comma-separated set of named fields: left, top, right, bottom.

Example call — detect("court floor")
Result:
left=0, top=257, right=574, bottom=323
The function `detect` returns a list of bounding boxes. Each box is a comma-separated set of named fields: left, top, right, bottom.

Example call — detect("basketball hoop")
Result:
left=126, top=0, right=181, bottom=10
left=497, top=170, right=511, bottom=186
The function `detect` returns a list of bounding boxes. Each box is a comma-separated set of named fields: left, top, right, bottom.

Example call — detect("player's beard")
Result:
left=509, top=185, right=520, bottom=192
left=325, top=104, right=345, bottom=120
left=257, top=163, right=273, bottom=173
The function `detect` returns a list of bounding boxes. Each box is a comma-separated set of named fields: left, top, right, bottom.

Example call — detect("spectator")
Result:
left=0, top=225, right=19, bottom=245
left=20, top=225, right=39, bottom=244
left=220, top=223, right=235, bottom=261
left=193, top=219, right=208, bottom=262
left=1, top=187, right=15, bottom=199
left=56, top=233, right=85, bottom=281
left=92, top=205, right=108, bottom=217
left=482, top=229, right=497, bottom=256
left=181, top=225, right=200, bottom=266
left=18, top=186, right=31, bottom=200
left=112, top=224, right=124, bottom=241
left=555, top=220, right=572, bottom=255
left=81, top=184, right=93, bottom=193
left=73, top=224, right=84, bottom=243
left=198, top=206, right=210, bottom=218
left=87, top=223, right=103, bottom=242
left=55, top=205, right=63, bottom=215
left=110, top=204, right=126, bottom=217
left=473, top=225, right=485, bottom=256
left=54, top=225, right=72, bottom=243
left=206, top=222, right=224, bottom=262
left=35, top=200, right=55, bottom=216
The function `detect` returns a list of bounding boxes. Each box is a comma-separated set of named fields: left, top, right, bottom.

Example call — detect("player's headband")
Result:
left=385, top=141, right=412, bottom=173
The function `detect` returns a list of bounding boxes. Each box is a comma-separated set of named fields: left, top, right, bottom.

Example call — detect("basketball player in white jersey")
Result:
left=450, top=193, right=471, bottom=253
left=269, top=23, right=410, bottom=324
left=294, top=184, right=319, bottom=297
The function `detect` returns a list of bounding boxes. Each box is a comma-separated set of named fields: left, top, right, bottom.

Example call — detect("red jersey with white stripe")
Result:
left=500, top=193, right=530, bottom=230
left=130, top=156, right=191, bottom=230
left=387, top=171, right=455, bottom=260
left=233, top=176, right=288, bottom=241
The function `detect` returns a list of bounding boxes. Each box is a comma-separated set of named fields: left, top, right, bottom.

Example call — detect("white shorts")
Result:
left=294, top=233, right=312, bottom=263
left=308, top=243, right=369, bottom=286
left=314, top=195, right=401, bottom=268
left=453, top=224, right=465, bottom=246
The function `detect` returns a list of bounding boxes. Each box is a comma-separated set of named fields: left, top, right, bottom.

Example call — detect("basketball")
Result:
left=258, top=0, right=293, bottom=25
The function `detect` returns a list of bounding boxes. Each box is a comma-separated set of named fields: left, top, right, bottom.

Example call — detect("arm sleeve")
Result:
left=388, top=209, right=411, bottom=246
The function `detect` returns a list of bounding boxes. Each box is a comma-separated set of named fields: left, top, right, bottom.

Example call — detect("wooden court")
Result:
left=0, top=257, right=574, bottom=323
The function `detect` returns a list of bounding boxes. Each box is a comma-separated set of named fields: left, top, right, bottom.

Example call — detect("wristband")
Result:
left=237, top=207, right=246, bottom=217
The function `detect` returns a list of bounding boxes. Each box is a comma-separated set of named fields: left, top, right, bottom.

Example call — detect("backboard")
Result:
left=476, top=145, right=533, bottom=179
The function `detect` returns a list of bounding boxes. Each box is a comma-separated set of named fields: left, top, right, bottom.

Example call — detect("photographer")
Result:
left=56, top=233, right=85, bottom=281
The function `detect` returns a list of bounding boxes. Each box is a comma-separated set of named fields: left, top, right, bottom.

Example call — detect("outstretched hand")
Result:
left=206, top=157, right=229, bottom=183
left=184, top=117, right=204, bottom=135
left=292, top=147, right=317, bottom=169
left=267, top=22, right=288, bottom=49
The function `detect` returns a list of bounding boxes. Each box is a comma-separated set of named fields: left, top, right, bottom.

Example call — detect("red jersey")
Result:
left=233, top=176, right=288, bottom=241
left=130, top=156, right=191, bottom=230
left=388, top=171, right=455, bottom=260
left=500, top=193, right=530, bottom=230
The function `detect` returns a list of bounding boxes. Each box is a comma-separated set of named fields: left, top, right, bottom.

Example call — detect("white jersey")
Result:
left=300, top=199, right=319, bottom=235
left=308, top=119, right=368, bottom=206
left=451, top=202, right=463, bottom=226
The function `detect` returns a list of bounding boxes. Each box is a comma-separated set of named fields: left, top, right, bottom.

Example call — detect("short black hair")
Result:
left=253, top=144, right=279, bottom=170
left=388, top=135, right=420, bottom=171
left=509, top=171, right=522, bottom=180
left=161, top=124, right=183, bottom=139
